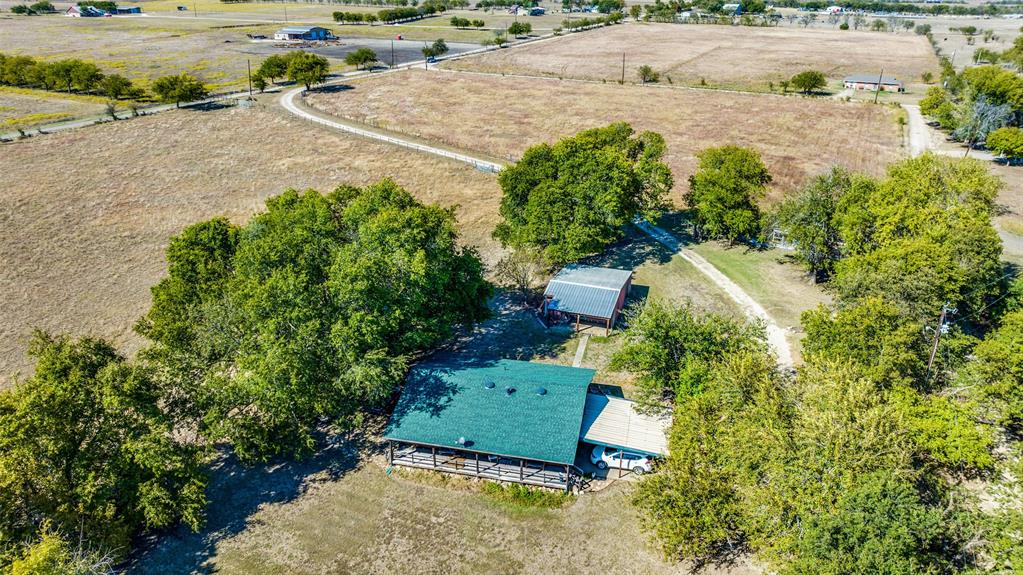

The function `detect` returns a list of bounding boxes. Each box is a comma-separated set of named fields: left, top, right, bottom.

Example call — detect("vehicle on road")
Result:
left=590, top=445, right=652, bottom=474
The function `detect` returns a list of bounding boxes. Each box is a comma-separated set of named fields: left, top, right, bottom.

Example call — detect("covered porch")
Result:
left=388, top=441, right=576, bottom=491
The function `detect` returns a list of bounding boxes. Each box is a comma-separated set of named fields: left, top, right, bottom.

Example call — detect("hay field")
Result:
left=446, top=23, right=939, bottom=91
left=0, top=102, right=502, bottom=384
left=306, top=68, right=904, bottom=199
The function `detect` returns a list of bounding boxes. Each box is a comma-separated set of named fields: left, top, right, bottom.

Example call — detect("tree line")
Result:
left=613, top=152, right=1022, bottom=573
left=0, top=53, right=144, bottom=100
left=252, top=50, right=330, bottom=91
left=920, top=62, right=1023, bottom=158
left=0, top=181, right=492, bottom=572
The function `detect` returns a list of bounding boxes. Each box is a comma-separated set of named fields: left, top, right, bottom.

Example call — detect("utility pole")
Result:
left=873, top=66, right=884, bottom=104
left=284, top=3, right=288, bottom=22
left=247, top=59, right=252, bottom=97
left=925, top=303, right=950, bottom=381
left=193, top=0, right=196, bottom=17
left=391, top=39, right=395, bottom=68
left=621, top=52, right=625, bottom=84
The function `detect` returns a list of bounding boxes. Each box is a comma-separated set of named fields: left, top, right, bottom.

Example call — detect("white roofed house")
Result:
left=541, top=264, right=633, bottom=335
left=843, top=74, right=904, bottom=92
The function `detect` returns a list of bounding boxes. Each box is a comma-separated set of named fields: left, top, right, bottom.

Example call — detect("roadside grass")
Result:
left=305, top=67, right=903, bottom=200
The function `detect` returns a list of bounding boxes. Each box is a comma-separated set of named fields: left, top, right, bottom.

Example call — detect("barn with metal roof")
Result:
left=541, top=264, right=632, bottom=335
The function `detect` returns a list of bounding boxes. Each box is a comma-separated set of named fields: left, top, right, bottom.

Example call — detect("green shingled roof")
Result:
left=384, top=359, right=596, bottom=465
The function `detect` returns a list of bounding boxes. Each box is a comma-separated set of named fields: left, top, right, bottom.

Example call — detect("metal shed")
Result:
left=384, top=358, right=596, bottom=491
left=580, top=393, right=670, bottom=457
left=273, top=26, right=333, bottom=41
left=542, top=264, right=632, bottom=335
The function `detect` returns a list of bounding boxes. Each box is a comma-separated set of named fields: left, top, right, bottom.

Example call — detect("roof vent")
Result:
left=484, top=381, right=495, bottom=389
left=505, top=386, right=516, bottom=396
left=536, top=387, right=547, bottom=396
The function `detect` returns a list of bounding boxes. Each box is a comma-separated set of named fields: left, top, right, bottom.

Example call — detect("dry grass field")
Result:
left=446, top=22, right=939, bottom=91
left=306, top=68, right=905, bottom=201
left=129, top=433, right=762, bottom=575
left=0, top=101, right=504, bottom=384
left=0, top=88, right=106, bottom=129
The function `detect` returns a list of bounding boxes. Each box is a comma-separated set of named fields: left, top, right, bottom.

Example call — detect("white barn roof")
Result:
left=579, top=393, right=670, bottom=456
left=543, top=264, right=632, bottom=320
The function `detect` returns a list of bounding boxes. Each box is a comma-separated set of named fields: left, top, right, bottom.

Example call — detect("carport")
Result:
left=579, top=393, right=670, bottom=478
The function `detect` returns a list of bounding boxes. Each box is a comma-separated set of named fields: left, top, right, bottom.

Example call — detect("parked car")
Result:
left=590, top=445, right=652, bottom=474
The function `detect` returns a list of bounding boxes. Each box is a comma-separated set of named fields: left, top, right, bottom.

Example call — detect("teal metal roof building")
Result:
left=385, top=359, right=595, bottom=466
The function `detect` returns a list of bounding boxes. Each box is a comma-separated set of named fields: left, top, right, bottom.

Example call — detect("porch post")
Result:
left=565, top=464, right=571, bottom=493
left=388, top=441, right=393, bottom=465
left=475, top=452, right=480, bottom=476
left=519, top=459, right=524, bottom=481
left=432, top=446, right=437, bottom=469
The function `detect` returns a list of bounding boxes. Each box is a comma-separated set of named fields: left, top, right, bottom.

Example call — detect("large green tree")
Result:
left=151, top=73, right=207, bottom=108
left=494, top=122, right=672, bottom=264
left=139, top=180, right=492, bottom=461
left=0, top=333, right=206, bottom=568
left=287, top=51, right=330, bottom=90
left=685, top=145, right=771, bottom=242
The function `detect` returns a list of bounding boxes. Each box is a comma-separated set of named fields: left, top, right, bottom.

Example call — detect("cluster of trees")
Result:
left=559, top=11, right=624, bottom=30
left=8, top=0, right=54, bottom=14
left=788, top=68, right=827, bottom=94
left=345, top=47, right=379, bottom=69
left=449, top=15, right=484, bottom=28
left=507, top=21, right=532, bottom=37
left=333, top=10, right=380, bottom=23
left=919, top=63, right=1023, bottom=155
left=253, top=51, right=330, bottom=91
left=377, top=4, right=441, bottom=22
left=493, top=123, right=673, bottom=265
left=618, top=154, right=1023, bottom=573
left=0, top=53, right=144, bottom=100
left=774, top=0, right=1011, bottom=16
left=0, top=180, right=493, bottom=571
left=421, top=38, right=449, bottom=59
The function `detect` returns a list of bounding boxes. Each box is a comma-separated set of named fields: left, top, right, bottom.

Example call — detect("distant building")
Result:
left=844, top=74, right=905, bottom=92
left=273, top=26, right=334, bottom=41
left=542, top=264, right=633, bottom=335
left=115, top=6, right=142, bottom=14
left=65, top=5, right=107, bottom=16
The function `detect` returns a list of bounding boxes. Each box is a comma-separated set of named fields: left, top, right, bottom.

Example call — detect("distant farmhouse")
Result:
left=65, top=5, right=107, bottom=16
left=273, top=26, right=334, bottom=41
left=541, top=264, right=632, bottom=335
left=384, top=359, right=669, bottom=491
left=843, top=74, right=905, bottom=92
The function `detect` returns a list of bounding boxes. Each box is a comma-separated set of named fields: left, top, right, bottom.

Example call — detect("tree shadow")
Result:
left=127, top=429, right=376, bottom=575
left=314, top=83, right=355, bottom=94
left=583, top=226, right=675, bottom=270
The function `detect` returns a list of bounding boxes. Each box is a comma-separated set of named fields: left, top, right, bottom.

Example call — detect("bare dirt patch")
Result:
left=446, top=22, right=939, bottom=91
left=0, top=101, right=502, bottom=384
left=306, top=68, right=904, bottom=200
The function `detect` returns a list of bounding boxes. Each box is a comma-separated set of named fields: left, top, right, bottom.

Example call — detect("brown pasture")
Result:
left=0, top=101, right=502, bottom=384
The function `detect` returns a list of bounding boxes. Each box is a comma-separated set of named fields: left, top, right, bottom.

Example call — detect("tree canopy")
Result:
left=151, top=73, right=207, bottom=108
left=493, top=122, right=673, bottom=265
left=137, top=180, right=492, bottom=462
left=685, top=145, right=771, bottom=242
left=0, top=333, right=206, bottom=568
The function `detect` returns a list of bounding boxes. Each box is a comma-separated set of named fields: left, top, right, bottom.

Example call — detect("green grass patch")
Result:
left=2, top=112, right=72, bottom=128
left=479, top=481, right=575, bottom=511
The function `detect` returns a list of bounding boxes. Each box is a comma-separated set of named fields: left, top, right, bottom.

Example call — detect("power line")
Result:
left=949, top=291, right=1013, bottom=325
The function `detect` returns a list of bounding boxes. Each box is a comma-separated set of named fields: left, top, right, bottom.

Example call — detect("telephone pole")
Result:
left=925, top=303, right=950, bottom=381
left=391, top=39, right=395, bottom=68
left=247, top=59, right=252, bottom=97
left=621, top=52, right=625, bottom=84
left=873, top=66, right=884, bottom=104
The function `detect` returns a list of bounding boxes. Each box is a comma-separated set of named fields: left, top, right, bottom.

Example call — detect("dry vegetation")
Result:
left=446, top=22, right=938, bottom=91
left=130, top=436, right=762, bottom=575
left=306, top=68, right=904, bottom=200
left=0, top=102, right=503, bottom=384
left=0, top=88, right=106, bottom=129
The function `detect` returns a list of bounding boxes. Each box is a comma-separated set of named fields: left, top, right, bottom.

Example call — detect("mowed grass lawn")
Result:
left=306, top=68, right=905, bottom=200
left=0, top=101, right=503, bottom=385
left=447, top=22, right=939, bottom=92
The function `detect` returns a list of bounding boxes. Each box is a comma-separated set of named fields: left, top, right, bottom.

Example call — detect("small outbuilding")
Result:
left=843, top=74, right=904, bottom=92
left=385, top=359, right=597, bottom=491
left=541, top=264, right=632, bottom=335
left=115, top=6, right=142, bottom=14
left=273, top=25, right=333, bottom=41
